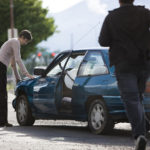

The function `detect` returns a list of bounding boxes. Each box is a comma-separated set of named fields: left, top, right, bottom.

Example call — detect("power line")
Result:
left=74, top=21, right=100, bottom=47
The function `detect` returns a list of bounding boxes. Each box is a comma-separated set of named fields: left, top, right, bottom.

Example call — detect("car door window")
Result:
left=47, top=57, right=67, bottom=76
left=65, top=55, right=84, bottom=71
left=78, top=51, right=109, bottom=76
left=64, top=54, right=84, bottom=89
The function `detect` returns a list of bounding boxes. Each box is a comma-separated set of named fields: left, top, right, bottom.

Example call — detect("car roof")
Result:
left=46, top=48, right=114, bottom=75
left=57, top=48, right=113, bottom=73
left=59, top=48, right=108, bottom=55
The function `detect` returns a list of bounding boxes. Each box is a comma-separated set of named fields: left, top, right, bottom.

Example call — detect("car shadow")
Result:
left=3, top=124, right=148, bottom=148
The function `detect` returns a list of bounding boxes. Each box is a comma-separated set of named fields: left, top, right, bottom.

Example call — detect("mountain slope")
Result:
left=39, top=0, right=149, bottom=51
left=39, top=1, right=108, bottom=51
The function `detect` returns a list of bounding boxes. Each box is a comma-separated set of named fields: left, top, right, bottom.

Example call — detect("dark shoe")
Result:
left=135, top=135, right=147, bottom=150
left=0, top=123, right=13, bottom=127
left=5, top=123, right=13, bottom=127
left=0, top=123, right=5, bottom=127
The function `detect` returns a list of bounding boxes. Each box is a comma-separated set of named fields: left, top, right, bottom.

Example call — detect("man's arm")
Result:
left=98, top=15, right=112, bottom=47
left=12, top=41, right=33, bottom=79
left=11, top=57, right=21, bottom=83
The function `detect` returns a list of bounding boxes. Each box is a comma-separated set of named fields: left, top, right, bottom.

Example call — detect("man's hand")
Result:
left=26, top=73, right=34, bottom=79
left=16, top=79, right=21, bottom=84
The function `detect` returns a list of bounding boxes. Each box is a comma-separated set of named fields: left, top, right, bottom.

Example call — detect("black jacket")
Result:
left=99, top=4, right=150, bottom=67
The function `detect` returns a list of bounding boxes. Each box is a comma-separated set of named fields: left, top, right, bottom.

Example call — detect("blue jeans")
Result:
left=116, top=71, right=149, bottom=139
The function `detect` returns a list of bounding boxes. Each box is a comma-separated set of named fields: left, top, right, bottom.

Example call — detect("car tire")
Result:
left=88, top=99, right=114, bottom=134
left=16, top=95, right=35, bottom=126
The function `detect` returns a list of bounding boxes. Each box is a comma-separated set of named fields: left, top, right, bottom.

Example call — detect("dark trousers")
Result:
left=116, top=71, right=149, bottom=139
left=0, top=62, right=7, bottom=124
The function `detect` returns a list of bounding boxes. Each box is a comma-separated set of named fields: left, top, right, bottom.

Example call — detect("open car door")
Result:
left=33, top=52, right=70, bottom=115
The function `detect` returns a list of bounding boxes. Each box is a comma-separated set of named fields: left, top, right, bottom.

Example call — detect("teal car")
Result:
left=12, top=49, right=150, bottom=134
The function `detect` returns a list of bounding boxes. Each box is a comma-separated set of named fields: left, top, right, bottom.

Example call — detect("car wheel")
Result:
left=16, top=95, right=35, bottom=126
left=88, top=99, right=114, bottom=134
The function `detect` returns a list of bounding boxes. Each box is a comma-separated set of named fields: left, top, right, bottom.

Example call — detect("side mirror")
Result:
left=34, top=66, right=46, bottom=76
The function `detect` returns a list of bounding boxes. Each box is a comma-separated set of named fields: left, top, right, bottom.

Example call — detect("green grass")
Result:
left=7, top=82, right=14, bottom=93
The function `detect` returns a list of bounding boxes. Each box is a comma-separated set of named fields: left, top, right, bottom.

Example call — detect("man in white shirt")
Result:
left=0, top=30, right=34, bottom=127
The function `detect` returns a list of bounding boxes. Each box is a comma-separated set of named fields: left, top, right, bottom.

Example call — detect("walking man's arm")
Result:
left=98, top=15, right=112, bottom=47
left=147, top=8, right=150, bottom=26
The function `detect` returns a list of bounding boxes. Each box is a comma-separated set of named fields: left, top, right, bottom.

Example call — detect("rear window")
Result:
left=78, top=51, right=109, bottom=76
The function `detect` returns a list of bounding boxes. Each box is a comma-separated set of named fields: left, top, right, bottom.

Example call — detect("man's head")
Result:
left=19, top=30, right=33, bottom=45
left=119, top=0, right=134, bottom=5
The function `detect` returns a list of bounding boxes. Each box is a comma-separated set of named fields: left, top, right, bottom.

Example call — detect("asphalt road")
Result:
left=0, top=93, right=149, bottom=150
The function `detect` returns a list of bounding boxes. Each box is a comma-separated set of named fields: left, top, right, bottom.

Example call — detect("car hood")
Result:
left=16, top=77, right=39, bottom=88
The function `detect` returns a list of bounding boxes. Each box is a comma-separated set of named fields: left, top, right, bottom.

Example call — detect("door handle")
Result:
left=50, top=81, right=56, bottom=85
left=73, top=83, right=79, bottom=86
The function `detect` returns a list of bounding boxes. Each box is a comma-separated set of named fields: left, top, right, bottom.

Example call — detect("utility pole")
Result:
left=10, top=0, right=14, bottom=38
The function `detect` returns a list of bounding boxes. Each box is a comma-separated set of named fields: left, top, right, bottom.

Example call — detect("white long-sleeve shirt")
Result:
left=0, top=38, right=29, bottom=80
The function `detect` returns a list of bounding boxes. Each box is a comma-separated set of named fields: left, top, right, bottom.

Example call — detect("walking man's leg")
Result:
left=138, top=71, right=150, bottom=133
left=116, top=72, right=147, bottom=150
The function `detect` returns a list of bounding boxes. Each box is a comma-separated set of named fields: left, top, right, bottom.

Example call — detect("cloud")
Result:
left=87, top=0, right=108, bottom=15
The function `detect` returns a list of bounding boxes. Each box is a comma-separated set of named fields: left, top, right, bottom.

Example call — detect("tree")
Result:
left=0, top=0, right=56, bottom=59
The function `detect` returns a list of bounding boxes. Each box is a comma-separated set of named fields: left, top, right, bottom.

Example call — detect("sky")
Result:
left=42, top=0, right=149, bottom=14
left=42, top=0, right=109, bottom=14
left=40, top=0, right=150, bottom=51
left=42, top=0, right=84, bottom=13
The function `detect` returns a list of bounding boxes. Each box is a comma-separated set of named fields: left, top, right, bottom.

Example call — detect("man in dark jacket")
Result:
left=98, top=0, right=150, bottom=150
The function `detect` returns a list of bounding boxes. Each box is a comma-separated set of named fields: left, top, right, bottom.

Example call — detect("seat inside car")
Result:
left=64, top=68, right=78, bottom=90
